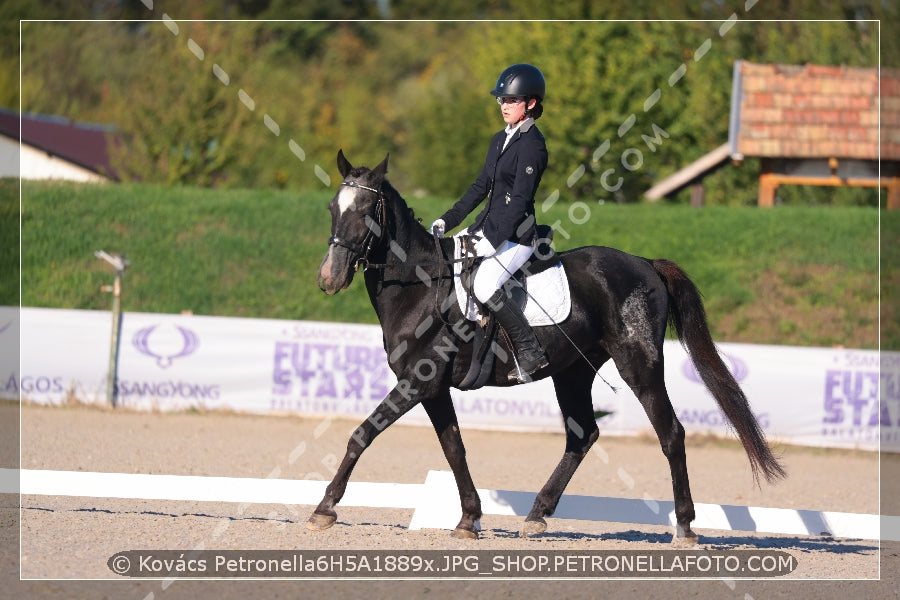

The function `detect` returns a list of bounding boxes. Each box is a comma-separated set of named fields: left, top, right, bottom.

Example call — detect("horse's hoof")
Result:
left=521, top=518, right=547, bottom=537
left=452, top=527, right=479, bottom=540
left=671, top=529, right=699, bottom=547
left=306, top=512, right=337, bottom=531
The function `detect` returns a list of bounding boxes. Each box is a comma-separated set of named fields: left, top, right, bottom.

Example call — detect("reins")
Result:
left=360, top=253, right=468, bottom=271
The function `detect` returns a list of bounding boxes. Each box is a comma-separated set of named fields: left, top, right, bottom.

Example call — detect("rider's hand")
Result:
left=430, top=218, right=445, bottom=237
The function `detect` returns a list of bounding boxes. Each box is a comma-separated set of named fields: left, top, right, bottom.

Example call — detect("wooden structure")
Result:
left=645, top=61, right=900, bottom=208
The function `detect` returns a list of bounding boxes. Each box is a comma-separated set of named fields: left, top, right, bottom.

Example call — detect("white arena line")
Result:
left=2, top=468, right=421, bottom=509
left=408, top=470, right=898, bottom=541
left=3, top=468, right=897, bottom=541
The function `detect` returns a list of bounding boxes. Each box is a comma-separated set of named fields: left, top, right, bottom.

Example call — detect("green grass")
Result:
left=15, top=180, right=379, bottom=323
left=9, top=179, right=888, bottom=349
left=0, top=179, right=18, bottom=304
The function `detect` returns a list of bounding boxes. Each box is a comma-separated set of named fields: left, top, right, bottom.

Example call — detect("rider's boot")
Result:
left=486, top=288, right=549, bottom=383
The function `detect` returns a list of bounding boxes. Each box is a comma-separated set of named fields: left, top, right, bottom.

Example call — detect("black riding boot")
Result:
left=486, top=289, right=549, bottom=383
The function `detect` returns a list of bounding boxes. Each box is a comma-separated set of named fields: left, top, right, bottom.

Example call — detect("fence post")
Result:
left=95, top=251, right=129, bottom=407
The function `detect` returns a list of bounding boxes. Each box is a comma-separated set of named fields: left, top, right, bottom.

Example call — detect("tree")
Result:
left=104, top=23, right=258, bottom=186
left=11, top=13, right=888, bottom=204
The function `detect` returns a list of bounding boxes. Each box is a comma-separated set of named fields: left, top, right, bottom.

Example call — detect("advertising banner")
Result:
left=5, top=307, right=896, bottom=452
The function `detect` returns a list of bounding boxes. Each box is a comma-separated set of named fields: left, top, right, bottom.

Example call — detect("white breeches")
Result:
left=471, top=238, right=535, bottom=304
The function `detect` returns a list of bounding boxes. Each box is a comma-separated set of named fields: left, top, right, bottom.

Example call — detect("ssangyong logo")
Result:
left=132, top=324, right=200, bottom=369
left=681, top=352, right=749, bottom=384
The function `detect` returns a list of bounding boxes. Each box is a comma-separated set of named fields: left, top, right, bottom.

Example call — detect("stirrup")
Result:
left=508, top=351, right=549, bottom=383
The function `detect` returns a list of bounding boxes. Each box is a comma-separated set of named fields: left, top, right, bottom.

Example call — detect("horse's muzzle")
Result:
left=318, top=247, right=354, bottom=294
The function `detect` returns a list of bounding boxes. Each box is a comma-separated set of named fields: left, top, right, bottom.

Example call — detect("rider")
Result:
left=431, top=63, right=549, bottom=383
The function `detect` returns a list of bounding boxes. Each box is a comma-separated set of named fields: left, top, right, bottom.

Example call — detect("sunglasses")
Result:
left=496, top=96, right=526, bottom=105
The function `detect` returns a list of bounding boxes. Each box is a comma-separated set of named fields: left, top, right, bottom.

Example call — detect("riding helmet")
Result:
left=490, top=64, right=545, bottom=100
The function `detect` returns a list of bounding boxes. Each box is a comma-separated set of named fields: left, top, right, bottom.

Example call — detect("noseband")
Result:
left=328, top=180, right=387, bottom=272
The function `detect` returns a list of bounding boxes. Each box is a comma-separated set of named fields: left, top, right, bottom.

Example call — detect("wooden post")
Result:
left=95, top=251, right=129, bottom=408
left=888, top=177, right=900, bottom=211
left=758, top=172, right=778, bottom=207
left=106, top=269, right=123, bottom=408
left=690, top=182, right=705, bottom=207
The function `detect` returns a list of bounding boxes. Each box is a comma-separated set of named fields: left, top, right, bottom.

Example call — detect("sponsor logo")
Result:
left=677, top=407, right=770, bottom=430
left=821, top=352, right=895, bottom=446
left=270, top=341, right=391, bottom=415
left=681, top=352, right=748, bottom=384
left=132, top=324, right=200, bottom=369
left=115, top=379, right=220, bottom=401
left=822, top=368, right=883, bottom=443
left=3, top=374, right=64, bottom=395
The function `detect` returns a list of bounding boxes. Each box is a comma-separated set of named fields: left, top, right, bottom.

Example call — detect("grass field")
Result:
left=7, top=178, right=891, bottom=349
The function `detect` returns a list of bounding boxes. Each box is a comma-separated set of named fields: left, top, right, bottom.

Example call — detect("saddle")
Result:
left=456, top=225, right=558, bottom=391
left=458, top=225, right=559, bottom=298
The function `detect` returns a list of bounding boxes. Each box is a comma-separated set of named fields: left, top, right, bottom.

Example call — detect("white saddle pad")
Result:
left=452, top=237, right=572, bottom=326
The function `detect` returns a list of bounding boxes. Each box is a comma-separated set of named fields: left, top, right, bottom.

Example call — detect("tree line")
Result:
left=5, top=0, right=892, bottom=205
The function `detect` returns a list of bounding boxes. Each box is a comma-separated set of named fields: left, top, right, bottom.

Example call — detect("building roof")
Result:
left=0, top=108, right=119, bottom=179
left=729, top=61, right=900, bottom=161
left=645, top=61, right=899, bottom=200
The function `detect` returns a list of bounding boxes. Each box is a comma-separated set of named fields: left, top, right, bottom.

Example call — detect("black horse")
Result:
left=312, top=150, right=785, bottom=544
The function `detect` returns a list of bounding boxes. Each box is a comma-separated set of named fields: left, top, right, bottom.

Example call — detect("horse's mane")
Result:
left=381, top=178, right=421, bottom=229
left=345, top=161, right=427, bottom=241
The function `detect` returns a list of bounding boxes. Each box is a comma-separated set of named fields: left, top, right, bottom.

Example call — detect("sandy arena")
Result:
left=3, top=401, right=899, bottom=599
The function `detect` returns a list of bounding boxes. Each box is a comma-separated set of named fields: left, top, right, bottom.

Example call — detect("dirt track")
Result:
left=5, top=402, right=900, bottom=599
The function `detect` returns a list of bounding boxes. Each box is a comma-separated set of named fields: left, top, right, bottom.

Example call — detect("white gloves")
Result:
left=430, top=218, right=494, bottom=256
left=474, top=236, right=496, bottom=257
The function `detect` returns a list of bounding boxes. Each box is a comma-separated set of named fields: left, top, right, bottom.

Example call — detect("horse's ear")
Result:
left=371, top=153, right=389, bottom=180
left=337, top=149, right=352, bottom=178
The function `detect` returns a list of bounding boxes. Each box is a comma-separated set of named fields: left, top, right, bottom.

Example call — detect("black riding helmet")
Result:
left=491, top=63, right=545, bottom=120
left=490, top=63, right=545, bottom=100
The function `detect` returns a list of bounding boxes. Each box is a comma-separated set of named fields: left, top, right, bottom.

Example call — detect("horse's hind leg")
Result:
left=307, top=384, right=419, bottom=531
left=422, top=388, right=482, bottom=539
left=617, top=353, right=697, bottom=546
left=522, top=360, right=600, bottom=536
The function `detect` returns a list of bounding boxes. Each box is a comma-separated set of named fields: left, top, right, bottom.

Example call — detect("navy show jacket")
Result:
left=440, top=117, right=547, bottom=248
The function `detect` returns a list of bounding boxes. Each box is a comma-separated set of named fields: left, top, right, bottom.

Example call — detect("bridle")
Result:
left=327, top=178, right=466, bottom=273
left=327, top=180, right=387, bottom=272
left=325, top=177, right=467, bottom=328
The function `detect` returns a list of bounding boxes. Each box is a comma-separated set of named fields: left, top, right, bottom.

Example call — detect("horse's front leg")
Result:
left=307, top=383, right=419, bottom=531
left=523, top=362, right=600, bottom=537
left=422, top=387, right=482, bottom=539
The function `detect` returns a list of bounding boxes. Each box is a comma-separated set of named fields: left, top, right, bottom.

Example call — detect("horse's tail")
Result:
left=651, top=258, right=786, bottom=485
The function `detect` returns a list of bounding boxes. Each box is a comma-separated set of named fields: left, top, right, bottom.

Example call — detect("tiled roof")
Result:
left=730, top=61, right=900, bottom=161
left=0, top=108, right=119, bottom=178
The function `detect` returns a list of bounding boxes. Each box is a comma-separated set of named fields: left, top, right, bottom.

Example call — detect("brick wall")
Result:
left=735, top=62, right=900, bottom=161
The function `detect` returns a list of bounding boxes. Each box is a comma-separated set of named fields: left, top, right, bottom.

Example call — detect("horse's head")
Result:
left=317, top=149, right=390, bottom=295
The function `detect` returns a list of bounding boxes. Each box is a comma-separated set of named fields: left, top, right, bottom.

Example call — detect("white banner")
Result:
left=3, top=307, right=897, bottom=452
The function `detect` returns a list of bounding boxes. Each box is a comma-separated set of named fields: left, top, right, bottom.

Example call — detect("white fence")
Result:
left=3, top=306, right=897, bottom=452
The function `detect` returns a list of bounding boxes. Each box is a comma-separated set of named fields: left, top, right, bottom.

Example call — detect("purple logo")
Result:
left=132, top=324, right=200, bottom=369
left=681, top=352, right=748, bottom=384
left=0, top=322, right=10, bottom=335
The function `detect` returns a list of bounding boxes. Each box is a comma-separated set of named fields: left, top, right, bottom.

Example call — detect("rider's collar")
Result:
left=505, top=117, right=534, bottom=136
